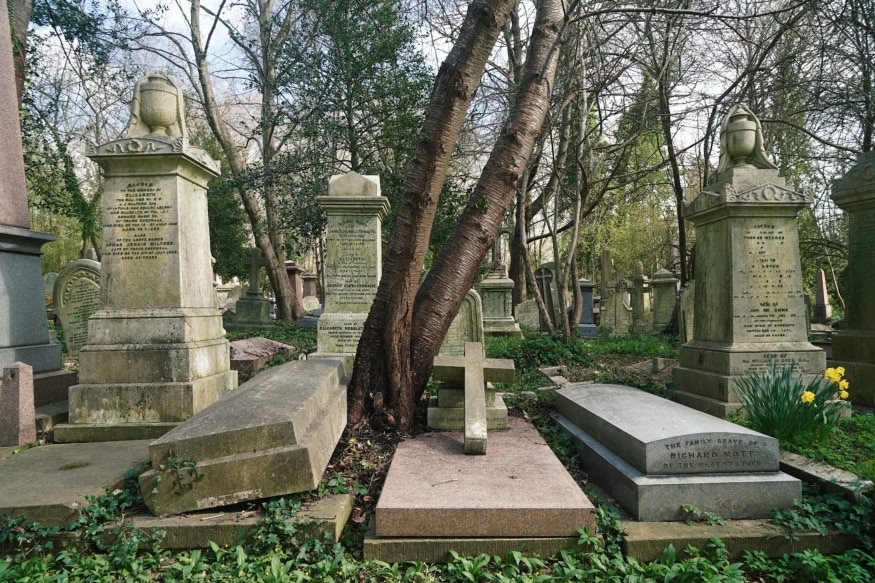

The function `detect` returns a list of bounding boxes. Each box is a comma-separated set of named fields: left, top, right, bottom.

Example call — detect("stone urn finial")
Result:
left=716, top=104, right=778, bottom=174
left=124, top=71, right=188, bottom=140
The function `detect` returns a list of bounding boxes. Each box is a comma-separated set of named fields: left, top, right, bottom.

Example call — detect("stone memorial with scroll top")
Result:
left=673, top=104, right=824, bottom=417
left=52, top=259, right=101, bottom=356
left=55, top=72, right=237, bottom=443
left=316, top=172, right=389, bottom=355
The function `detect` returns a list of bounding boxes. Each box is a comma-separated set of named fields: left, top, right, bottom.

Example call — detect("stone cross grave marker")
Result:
left=432, top=342, right=514, bottom=455
left=534, top=266, right=556, bottom=326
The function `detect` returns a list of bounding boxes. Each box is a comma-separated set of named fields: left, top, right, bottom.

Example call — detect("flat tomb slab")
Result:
left=0, top=441, right=150, bottom=526
left=554, top=383, right=778, bottom=475
left=139, top=358, right=347, bottom=515
left=375, top=417, right=595, bottom=537
left=552, top=412, right=800, bottom=522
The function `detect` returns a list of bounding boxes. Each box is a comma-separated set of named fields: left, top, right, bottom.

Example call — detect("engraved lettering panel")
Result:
left=323, top=215, right=379, bottom=313
left=652, top=433, right=777, bottom=474
left=103, top=182, right=178, bottom=261
left=732, top=219, right=806, bottom=342
left=54, top=262, right=101, bottom=355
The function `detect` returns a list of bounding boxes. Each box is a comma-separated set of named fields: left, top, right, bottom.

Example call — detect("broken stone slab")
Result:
left=0, top=440, right=150, bottom=526
left=229, top=337, right=295, bottom=374
left=139, top=358, right=347, bottom=516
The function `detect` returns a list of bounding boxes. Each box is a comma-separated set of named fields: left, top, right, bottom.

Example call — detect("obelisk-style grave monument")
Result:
left=831, top=151, right=875, bottom=404
left=0, top=6, right=74, bottom=402
left=55, top=72, right=237, bottom=442
left=673, top=104, right=824, bottom=416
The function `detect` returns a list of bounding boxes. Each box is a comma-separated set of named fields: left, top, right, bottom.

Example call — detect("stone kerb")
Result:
left=830, top=150, right=875, bottom=404
left=53, top=259, right=101, bottom=356
left=316, top=172, right=389, bottom=356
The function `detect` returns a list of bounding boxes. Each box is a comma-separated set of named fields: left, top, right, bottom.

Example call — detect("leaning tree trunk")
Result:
left=409, top=0, right=563, bottom=405
left=347, top=0, right=517, bottom=431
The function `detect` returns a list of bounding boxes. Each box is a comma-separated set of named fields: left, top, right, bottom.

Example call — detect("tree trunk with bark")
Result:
left=348, top=0, right=563, bottom=432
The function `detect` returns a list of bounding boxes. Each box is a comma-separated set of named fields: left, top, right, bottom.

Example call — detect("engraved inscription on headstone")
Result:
left=440, top=290, right=484, bottom=356
left=324, top=215, right=380, bottom=313
left=53, top=259, right=101, bottom=355
left=103, top=181, right=177, bottom=261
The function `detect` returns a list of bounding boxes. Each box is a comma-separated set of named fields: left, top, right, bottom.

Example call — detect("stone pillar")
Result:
left=812, top=268, right=833, bottom=324
left=830, top=151, right=875, bottom=405
left=650, top=268, right=679, bottom=333
left=0, top=363, right=35, bottom=446
left=576, top=279, right=597, bottom=338
left=316, top=172, right=389, bottom=356
left=302, top=272, right=318, bottom=298
left=673, top=105, right=824, bottom=417
left=285, top=261, right=304, bottom=305
left=479, top=266, right=522, bottom=337
left=630, top=271, right=652, bottom=334
left=0, top=7, right=72, bottom=398
left=56, top=72, right=238, bottom=442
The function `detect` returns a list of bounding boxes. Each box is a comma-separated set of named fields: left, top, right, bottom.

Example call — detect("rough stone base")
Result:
left=121, top=494, right=353, bottom=549
left=53, top=422, right=177, bottom=443
left=138, top=358, right=348, bottom=516
left=0, top=343, right=62, bottom=375
left=374, top=417, right=595, bottom=539
left=673, top=342, right=826, bottom=416
left=553, top=413, right=801, bottom=522
left=364, top=524, right=586, bottom=563
left=623, top=519, right=860, bottom=562
left=33, top=369, right=77, bottom=407
left=577, top=323, right=598, bottom=338
left=483, top=318, right=523, bottom=338
left=427, top=395, right=508, bottom=430
left=67, top=369, right=238, bottom=425
left=231, top=296, right=274, bottom=327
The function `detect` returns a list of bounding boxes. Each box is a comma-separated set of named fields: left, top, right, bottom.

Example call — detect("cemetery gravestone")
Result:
left=55, top=72, right=237, bottom=442
left=316, top=172, right=389, bottom=355
left=231, top=248, right=274, bottom=327
left=52, top=259, right=101, bottom=356
left=678, top=283, right=695, bottom=343
left=439, top=289, right=484, bottom=356
left=285, top=261, right=304, bottom=306
left=0, top=6, right=69, bottom=387
left=534, top=264, right=560, bottom=329
left=673, top=105, right=824, bottom=416
left=812, top=268, right=833, bottom=324
left=630, top=266, right=652, bottom=333
left=650, top=268, right=679, bottom=333
left=577, top=279, right=598, bottom=338
left=302, top=272, right=318, bottom=298
left=478, top=266, right=522, bottom=337
left=514, top=299, right=539, bottom=330
left=0, top=363, right=35, bottom=446
left=830, top=151, right=875, bottom=404
left=553, top=383, right=801, bottom=521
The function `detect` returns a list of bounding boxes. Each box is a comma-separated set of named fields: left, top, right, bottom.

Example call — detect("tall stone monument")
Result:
left=576, top=279, right=598, bottom=338
left=811, top=268, right=833, bottom=324
left=650, top=268, right=679, bottom=333
left=478, top=266, right=522, bottom=337
left=0, top=7, right=75, bottom=401
left=55, top=72, right=237, bottom=442
left=316, top=172, right=389, bottom=356
left=673, top=104, right=824, bottom=416
left=831, top=151, right=875, bottom=404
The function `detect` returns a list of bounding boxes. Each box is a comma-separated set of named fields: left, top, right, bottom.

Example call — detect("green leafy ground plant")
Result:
left=735, top=365, right=849, bottom=445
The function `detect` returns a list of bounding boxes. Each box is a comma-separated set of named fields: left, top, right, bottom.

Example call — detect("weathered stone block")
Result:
left=138, top=358, right=347, bottom=516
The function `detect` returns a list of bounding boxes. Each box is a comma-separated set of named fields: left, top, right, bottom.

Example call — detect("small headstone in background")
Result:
left=576, top=279, right=598, bottom=338
left=0, top=362, right=36, bottom=446
left=678, top=283, right=695, bottom=343
left=284, top=261, right=304, bottom=306
left=231, top=248, right=274, bottom=327
left=53, top=259, right=101, bottom=356
left=812, top=268, right=833, bottom=324
left=650, top=268, right=679, bottom=333
left=514, top=299, right=539, bottom=330
left=479, top=266, right=522, bottom=337
left=439, top=289, right=484, bottom=356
